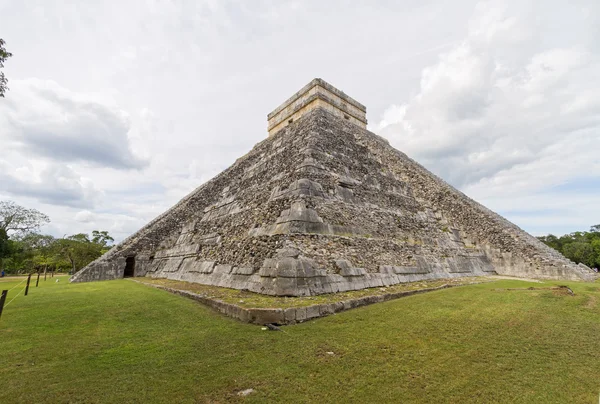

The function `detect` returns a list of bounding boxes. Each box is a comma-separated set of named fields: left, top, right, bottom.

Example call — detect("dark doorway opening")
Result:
left=124, top=256, right=135, bottom=278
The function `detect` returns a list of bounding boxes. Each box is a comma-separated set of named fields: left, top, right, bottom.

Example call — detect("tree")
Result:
left=68, top=233, right=91, bottom=243
left=91, top=230, right=114, bottom=248
left=0, top=38, right=12, bottom=97
left=591, top=238, right=600, bottom=268
left=0, top=229, right=9, bottom=260
left=0, top=201, right=50, bottom=237
left=55, top=233, right=106, bottom=274
left=538, top=225, right=600, bottom=270
left=0, top=201, right=50, bottom=272
left=0, top=226, right=114, bottom=274
left=537, top=234, right=561, bottom=251
left=562, top=242, right=595, bottom=267
left=20, top=233, right=56, bottom=273
left=1, top=237, right=34, bottom=273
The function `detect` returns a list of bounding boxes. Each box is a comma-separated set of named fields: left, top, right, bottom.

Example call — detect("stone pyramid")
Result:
left=71, top=78, right=596, bottom=295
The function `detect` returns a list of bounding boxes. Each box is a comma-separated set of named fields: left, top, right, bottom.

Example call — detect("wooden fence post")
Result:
left=25, top=273, right=32, bottom=296
left=36, top=272, right=40, bottom=287
left=0, top=290, right=7, bottom=319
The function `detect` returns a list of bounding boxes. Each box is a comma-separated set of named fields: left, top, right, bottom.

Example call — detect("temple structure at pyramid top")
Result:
left=267, top=78, right=367, bottom=136
left=71, top=78, right=597, bottom=294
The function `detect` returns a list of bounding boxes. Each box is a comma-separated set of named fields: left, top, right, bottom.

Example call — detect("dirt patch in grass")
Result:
left=584, top=295, right=597, bottom=309
left=495, top=285, right=575, bottom=296
left=134, top=276, right=489, bottom=309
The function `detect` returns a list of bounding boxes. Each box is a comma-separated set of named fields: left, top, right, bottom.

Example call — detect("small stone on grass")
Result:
left=237, top=388, right=255, bottom=397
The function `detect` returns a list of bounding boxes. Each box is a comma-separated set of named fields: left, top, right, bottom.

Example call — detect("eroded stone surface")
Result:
left=71, top=106, right=597, bottom=293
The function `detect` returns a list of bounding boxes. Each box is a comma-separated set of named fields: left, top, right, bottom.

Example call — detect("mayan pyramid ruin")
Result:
left=71, top=78, right=596, bottom=295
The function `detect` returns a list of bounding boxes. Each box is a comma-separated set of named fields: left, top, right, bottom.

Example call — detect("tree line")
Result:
left=0, top=201, right=114, bottom=275
left=537, top=225, right=600, bottom=270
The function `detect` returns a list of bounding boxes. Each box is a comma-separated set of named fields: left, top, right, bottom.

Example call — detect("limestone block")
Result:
left=334, top=259, right=352, bottom=271
left=305, top=305, right=321, bottom=320
left=341, top=267, right=367, bottom=277
left=335, top=185, right=355, bottom=203
left=347, top=278, right=366, bottom=291
left=295, top=307, right=307, bottom=322
left=276, top=201, right=323, bottom=224
left=175, top=232, right=194, bottom=244
left=297, top=156, right=326, bottom=171
left=272, top=277, right=298, bottom=295
left=231, top=266, right=255, bottom=275
left=257, top=265, right=277, bottom=278
left=195, top=233, right=222, bottom=246
left=271, top=178, right=326, bottom=200
left=192, top=261, right=216, bottom=274
left=415, top=257, right=432, bottom=273
left=237, top=308, right=250, bottom=323
left=319, top=304, right=336, bottom=316
left=162, top=258, right=184, bottom=273
left=284, top=308, right=296, bottom=323
left=274, top=257, right=301, bottom=277
left=178, top=257, right=198, bottom=274
left=250, top=309, right=285, bottom=325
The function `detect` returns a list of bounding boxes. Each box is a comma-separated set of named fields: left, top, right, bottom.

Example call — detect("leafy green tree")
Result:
left=92, top=230, right=114, bottom=249
left=537, top=234, right=561, bottom=251
left=0, top=229, right=115, bottom=274
left=0, top=38, right=12, bottom=97
left=562, top=242, right=595, bottom=267
left=68, top=233, right=91, bottom=243
left=19, top=233, right=56, bottom=274
left=0, top=229, right=9, bottom=261
left=591, top=238, right=600, bottom=268
left=3, top=237, right=35, bottom=273
left=54, top=239, right=90, bottom=274
left=0, top=229, right=21, bottom=272
left=54, top=231, right=113, bottom=273
left=0, top=201, right=50, bottom=272
left=538, top=225, right=600, bottom=270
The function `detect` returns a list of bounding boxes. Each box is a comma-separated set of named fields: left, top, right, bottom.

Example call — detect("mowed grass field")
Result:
left=0, top=276, right=599, bottom=403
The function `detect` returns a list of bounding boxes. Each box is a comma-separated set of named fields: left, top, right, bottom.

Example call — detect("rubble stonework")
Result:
left=71, top=80, right=597, bottom=293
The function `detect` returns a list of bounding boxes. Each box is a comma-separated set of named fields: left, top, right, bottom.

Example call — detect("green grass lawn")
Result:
left=0, top=274, right=65, bottom=306
left=0, top=276, right=599, bottom=403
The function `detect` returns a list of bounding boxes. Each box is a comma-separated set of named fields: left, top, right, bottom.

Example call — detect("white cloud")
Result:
left=376, top=0, right=600, bottom=234
left=0, top=78, right=147, bottom=169
left=74, top=210, right=95, bottom=223
left=0, top=160, right=99, bottom=208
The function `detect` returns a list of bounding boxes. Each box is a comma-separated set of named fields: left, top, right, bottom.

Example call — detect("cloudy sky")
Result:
left=1, top=0, right=598, bottom=241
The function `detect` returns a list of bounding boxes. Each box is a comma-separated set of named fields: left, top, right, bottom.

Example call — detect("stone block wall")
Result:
left=267, top=78, right=367, bottom=136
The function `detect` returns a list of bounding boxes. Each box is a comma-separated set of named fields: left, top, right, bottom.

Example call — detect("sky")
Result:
left=0, top=0, right=599, bottom=242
